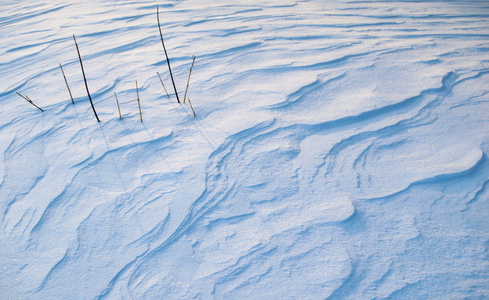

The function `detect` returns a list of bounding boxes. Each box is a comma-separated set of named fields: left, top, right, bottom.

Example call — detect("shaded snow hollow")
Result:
left=1, top=0, right=489, bottom=298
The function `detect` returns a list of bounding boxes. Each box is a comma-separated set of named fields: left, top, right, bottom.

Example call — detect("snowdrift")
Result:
left=1, top=0, right=488, bottom=298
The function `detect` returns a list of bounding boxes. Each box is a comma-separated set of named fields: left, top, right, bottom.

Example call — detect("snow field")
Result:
left=1, top=0, right=489, bottom=298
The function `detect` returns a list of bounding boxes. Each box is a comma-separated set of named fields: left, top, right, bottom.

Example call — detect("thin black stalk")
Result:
left=59, top=63, right=74, bottom=104
left=188, top=97, right=196, bottom=117
left=157, top=6, right=180, bottom=103
left=17, top=92, right=44, bottom=112
left=183, top=56, right=195, bottom=103
left=157, top=72, right=170, bottom=98
left=73, top=34, right=100, bottom=122
left=114, top=92, right=122, bottom=119
left=136, top=80, right=142, bottom=123
left=119, top=99, right=138, bottom=105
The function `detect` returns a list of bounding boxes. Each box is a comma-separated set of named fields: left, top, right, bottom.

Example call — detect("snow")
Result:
left=1, top=0, right=489, bottom=298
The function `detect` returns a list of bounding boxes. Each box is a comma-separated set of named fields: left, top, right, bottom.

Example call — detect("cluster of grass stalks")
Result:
left=113, top=81, right=142, bottom=122
left=17, top=7, right=197, bottom=122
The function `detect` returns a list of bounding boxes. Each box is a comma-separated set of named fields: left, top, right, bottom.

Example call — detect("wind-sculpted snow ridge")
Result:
left=1, top=0, right=489, bottom=299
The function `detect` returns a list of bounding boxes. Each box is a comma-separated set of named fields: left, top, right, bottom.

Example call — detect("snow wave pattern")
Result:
left=1, top=0, right=489, bottom=299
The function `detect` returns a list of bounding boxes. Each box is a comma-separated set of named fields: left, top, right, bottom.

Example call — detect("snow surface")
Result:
left=1, top=0, right=489, bottom=298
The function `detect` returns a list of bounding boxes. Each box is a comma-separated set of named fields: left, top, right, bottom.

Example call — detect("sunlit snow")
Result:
left=1, top=0, right=488, bottom=298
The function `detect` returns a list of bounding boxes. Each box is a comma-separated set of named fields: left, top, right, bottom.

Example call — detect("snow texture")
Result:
left=1, top=0, right=489, bottom=298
